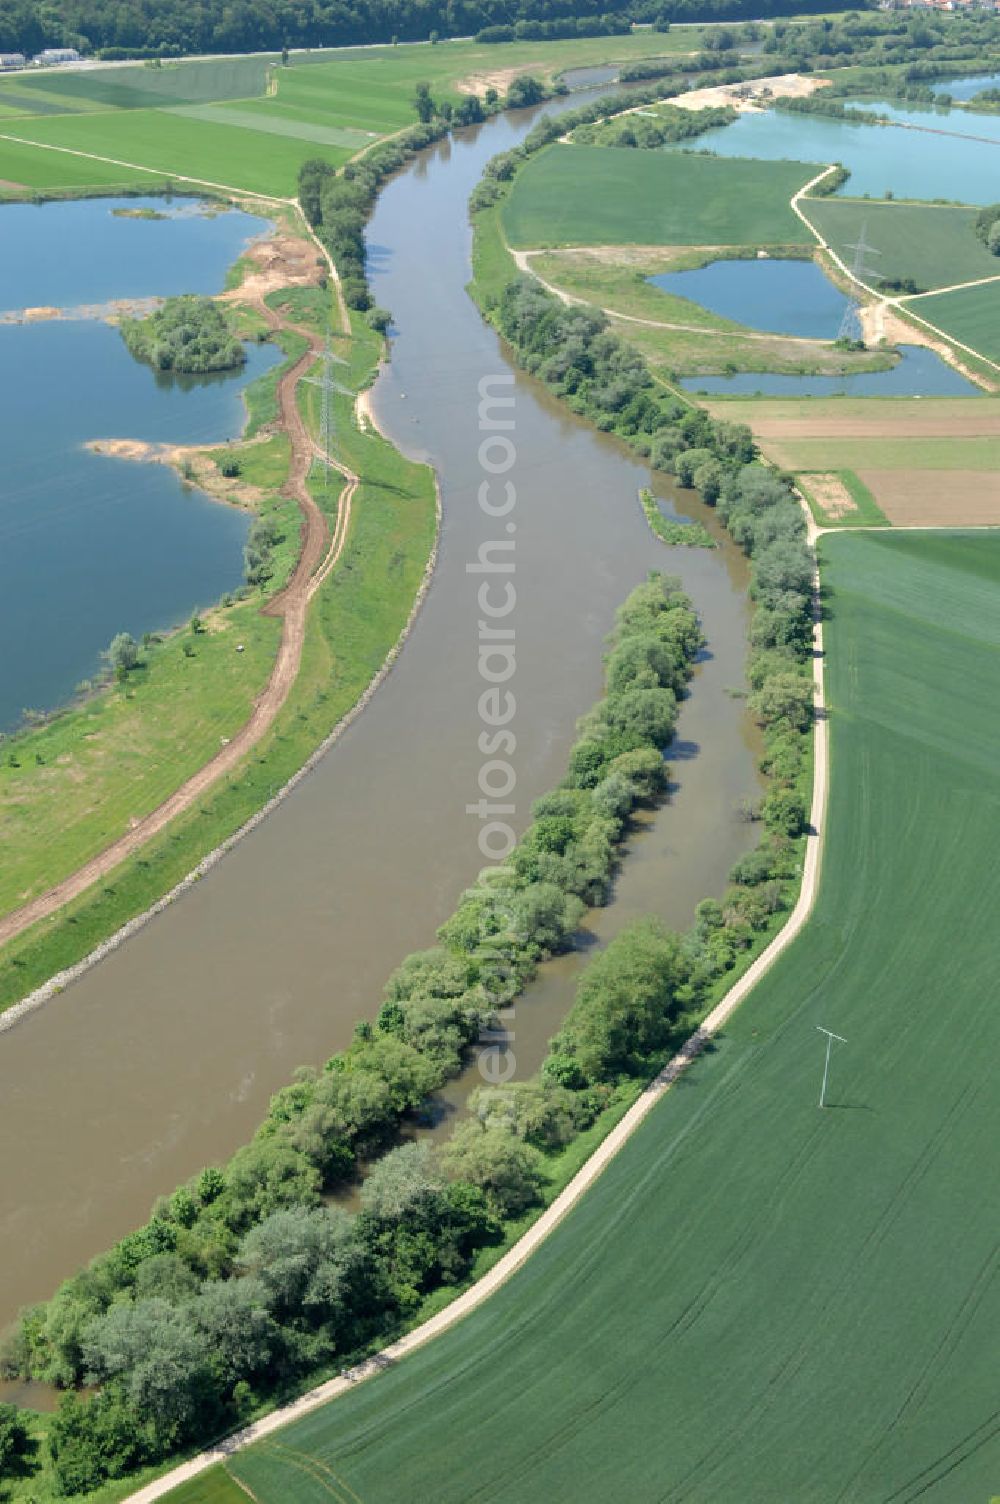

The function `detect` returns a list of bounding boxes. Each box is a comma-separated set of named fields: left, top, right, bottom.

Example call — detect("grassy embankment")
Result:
left=529, top=245, right=897, bottom=378
left=193, top=531, right=1000, bottom=1504
left=0, top=300, right=437, bottom=1014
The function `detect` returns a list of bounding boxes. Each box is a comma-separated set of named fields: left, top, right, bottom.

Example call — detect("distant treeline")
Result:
left=0, top=0, right=863, bottom=61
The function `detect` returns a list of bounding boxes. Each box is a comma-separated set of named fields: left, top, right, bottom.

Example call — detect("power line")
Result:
left=302, top=334, right=352, bottom=489
left=837, top=222, right=882, bottom=343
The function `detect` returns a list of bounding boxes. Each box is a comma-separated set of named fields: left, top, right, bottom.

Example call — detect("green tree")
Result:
left=749, top=672, right=814, bottom=732
left=0, top=1402, right=31, bottom=1474
left=107, top=632, right=138, bottom=676
left=440, top=1123, right=545, bottom=1216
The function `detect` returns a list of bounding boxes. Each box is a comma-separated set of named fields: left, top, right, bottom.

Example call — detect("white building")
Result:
left=36, top=47, right=81, bottom=64
left=0, top=52, right=26, bottom=69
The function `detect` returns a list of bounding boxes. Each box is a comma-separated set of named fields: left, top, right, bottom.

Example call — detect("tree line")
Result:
left=2, top=572, right=717, bottom=1493
left=0, top=0, right=864, bottom=60
left=572, top=100, right=734, bottom=148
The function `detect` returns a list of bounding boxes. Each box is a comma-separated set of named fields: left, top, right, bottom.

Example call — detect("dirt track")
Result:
left=0, top=265, right=356, bottom=952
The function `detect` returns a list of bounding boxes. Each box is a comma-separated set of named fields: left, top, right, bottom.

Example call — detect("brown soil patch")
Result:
left=0, top=178, right=27, bottom=191
left=741, top=412, right=1000, bottom=439
left=861, top=300, right=997, bottom=392
left=804, top=473, right=857, bottom=520
left=858, top=469, right=1000, bottom=526
left=673, top=72, right=830, bottom=113
left=458, top=63, right=546, bottom=97
left=220, top=234, right=323, bottom=303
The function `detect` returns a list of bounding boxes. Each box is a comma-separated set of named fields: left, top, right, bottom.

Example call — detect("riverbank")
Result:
left=0, top=204, right=438, bottom=1015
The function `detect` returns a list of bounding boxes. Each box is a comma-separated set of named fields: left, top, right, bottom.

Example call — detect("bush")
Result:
left=120, top=296, right=244, bottom=374
left=107, top=632, right=138, bottom=676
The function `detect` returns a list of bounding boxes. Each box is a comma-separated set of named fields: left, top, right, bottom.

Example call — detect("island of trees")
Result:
left=120, top=295, right=246, bottom=374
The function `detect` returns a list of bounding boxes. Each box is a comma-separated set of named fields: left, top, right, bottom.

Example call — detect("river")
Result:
left=0, top=89, right=761, bottom=1327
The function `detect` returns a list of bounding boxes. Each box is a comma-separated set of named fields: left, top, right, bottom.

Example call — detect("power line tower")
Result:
left=302, top=334, right=352, bottom=490
left=837, top=222, right=881, bottom=343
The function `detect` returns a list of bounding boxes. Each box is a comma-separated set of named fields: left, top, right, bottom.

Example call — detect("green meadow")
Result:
left=916, top=279, right=1000, bottom=364
left=804, top=196, right=1000, bottom=292
left=189, top=530, right=1000, bottom=1504
left=502, top=145, right=819, bottom=248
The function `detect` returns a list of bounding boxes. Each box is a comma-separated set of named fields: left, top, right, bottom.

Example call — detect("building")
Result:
left=36, top=47, right=81, bottom=64
left=0, top=52, right=26, bottom=69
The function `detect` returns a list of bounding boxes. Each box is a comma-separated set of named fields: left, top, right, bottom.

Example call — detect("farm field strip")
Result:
left=198, top=532, right=1000, bottom=1504
left=501, top=145, right=818, bottom=249
left=698, top=394, right=1000, bottom=522
left=0, top=109, right=350, bottom=197
left=166, top=103, right=376, bottom=149
left=802, top=196, right=1000, bottom=293
left=911, top=279, right=1000, bottom=365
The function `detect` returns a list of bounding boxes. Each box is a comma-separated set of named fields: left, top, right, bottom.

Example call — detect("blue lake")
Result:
left=649, top=256, right=848, bottom=338
left=845, top=96, right=1000, bottom=145
left=0, top=196, right=280, bottom=732
left=933, top=71, right=1000, bottom=101
left=680, top=344, right=979, bottom=397
left=678, top=106, right=1000, bottom=202
left=0, top=196, right=271, bottom=309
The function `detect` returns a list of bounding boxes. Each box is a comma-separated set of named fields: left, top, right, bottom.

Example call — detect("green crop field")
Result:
left=917, top=279, right=1000, bottom=364
left=175, top=531, right=1000, bottom=1504
left=804, top=197, right=1000, bottom=292
left=502, top=145, right=819, bottom=248
left=0, top=33, right=711, bottom=197
left=0, top=133, right=158, bottom=190
left=0, top=57, right=274, bottom=114
left=0, top=108, right=352, bottom=195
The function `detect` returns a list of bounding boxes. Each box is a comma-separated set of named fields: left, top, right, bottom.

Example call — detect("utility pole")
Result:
left=816, top=1026, right=847, bottom=1109
left=837, top=222, right=881, bottom=343
left=302, top=334, right=352, bottom=489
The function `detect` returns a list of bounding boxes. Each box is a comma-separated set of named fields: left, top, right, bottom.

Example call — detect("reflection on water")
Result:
left=934, top=70, right=1000, bottom=101
left=0, top=196, right=270, bottom=309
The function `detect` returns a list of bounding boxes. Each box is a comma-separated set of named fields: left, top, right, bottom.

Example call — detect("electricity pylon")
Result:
left=302, top=334, right=352, bottom=488
left=837, top=222, right=882, bottom=342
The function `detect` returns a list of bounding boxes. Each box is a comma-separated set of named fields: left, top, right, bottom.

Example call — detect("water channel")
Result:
left=0, top=88, right=764, bottom=1328
left=681, top=343, right=978, bottom=397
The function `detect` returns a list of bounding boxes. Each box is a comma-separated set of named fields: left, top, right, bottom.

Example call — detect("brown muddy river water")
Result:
left=0, top=93, right=762, bottom=1327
